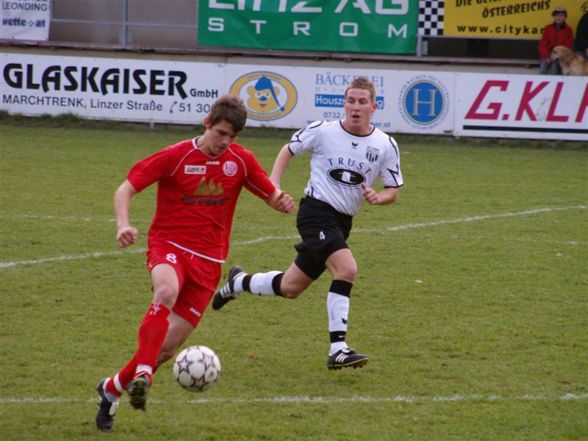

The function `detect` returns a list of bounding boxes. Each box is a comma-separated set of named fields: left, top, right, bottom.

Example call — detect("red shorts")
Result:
left=146, top=242, right=221, bottom=327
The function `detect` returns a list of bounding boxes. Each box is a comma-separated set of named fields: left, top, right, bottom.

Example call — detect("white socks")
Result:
left=247, top=271, right=282, bottom=296
left=327, top=291, right=350, bottom=354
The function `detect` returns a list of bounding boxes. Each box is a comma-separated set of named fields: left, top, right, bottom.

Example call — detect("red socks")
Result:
left=105, top=303, right=170, bottom=396
left=137, top=303, right=170, bottom=368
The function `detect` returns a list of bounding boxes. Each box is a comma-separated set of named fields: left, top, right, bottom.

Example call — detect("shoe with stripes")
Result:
left=212, top=266, right=244, bottom=310
left=327, top=348, right=369, bottom=370
left=96, top=378, right=119, bottom=432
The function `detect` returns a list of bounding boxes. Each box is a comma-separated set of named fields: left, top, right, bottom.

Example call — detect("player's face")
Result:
left=200, top=120, right=239, bottom=156
left=343, top=88, right=377, bottom=135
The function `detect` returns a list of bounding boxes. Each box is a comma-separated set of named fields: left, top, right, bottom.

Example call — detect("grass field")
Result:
left=1, top=117, right=587, bottom=440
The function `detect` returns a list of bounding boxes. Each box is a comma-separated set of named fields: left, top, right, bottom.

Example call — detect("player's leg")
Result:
left=96, top=268, right=176, bottom=428
left=157, top=312, right=195, bottom=367
left=211, top=260, right=316, bottom=309
left=157, top=253, right=220, bottom=366
left=324, top=248, right=368, bottom=370
left=127, top=262, right=179, bottom=410
left=96, top=248, right=183, bottom=429
left=213, top=198, right=325, bottom=309
left=325, top=248, right=356, bottom=353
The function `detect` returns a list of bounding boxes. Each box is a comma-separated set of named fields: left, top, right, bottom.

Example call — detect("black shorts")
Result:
left=294, top=197, right=353, bottom=280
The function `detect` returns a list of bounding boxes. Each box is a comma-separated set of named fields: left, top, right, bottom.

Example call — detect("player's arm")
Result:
left=269, top=144, right=294, bottom=188
left=265, top=189, right=296, bottom=214
left=361, top=184, right=399, bottom=206
left=114, top=179, right=139, bottom=247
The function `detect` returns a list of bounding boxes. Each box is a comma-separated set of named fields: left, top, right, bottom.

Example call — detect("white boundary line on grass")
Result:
left=353, top=205, right=587, bottom=234
left=1, top=205, right=585, bottom=270
left=1, top=392, right=587, bottom=405
left=0, top=249, right=147, bottom=269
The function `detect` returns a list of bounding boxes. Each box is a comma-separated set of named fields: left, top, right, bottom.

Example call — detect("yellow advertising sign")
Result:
left=443, top=0, right=586, bottom=39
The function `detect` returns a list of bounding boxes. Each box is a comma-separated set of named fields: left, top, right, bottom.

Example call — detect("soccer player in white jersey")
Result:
left=213, top=77, right=404, bottom=370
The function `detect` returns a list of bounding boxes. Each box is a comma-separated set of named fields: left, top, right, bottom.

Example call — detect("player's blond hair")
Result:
left=344, top=77, right=376, bottom=102
left=208, top=95, right=248, bottom=133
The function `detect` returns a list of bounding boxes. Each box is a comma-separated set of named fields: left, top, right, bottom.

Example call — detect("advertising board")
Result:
left=2, top=52, right=586, bottom=141
left=197, top=0, right=417, bottom=55
left=455, top=74, right=588, bottom=141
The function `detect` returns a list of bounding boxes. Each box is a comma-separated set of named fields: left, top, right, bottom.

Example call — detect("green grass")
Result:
left=1, top=118, right=587, bottom=440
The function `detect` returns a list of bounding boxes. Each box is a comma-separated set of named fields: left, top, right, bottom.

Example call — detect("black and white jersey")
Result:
left=288, top=120, right=403, bottom=216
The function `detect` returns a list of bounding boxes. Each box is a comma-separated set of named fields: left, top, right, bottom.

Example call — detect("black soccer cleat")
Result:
left=127, top=374, right=150, bottom=411
left=327, top=348, right=369, bottom=370
left=96, top=378, right=119, bottom=432
left=212, top=266, right=245, bottom=310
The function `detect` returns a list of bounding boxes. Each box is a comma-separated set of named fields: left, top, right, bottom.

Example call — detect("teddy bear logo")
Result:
left=246, top=76, right=285, bottom=113
left=230, top=71, right=297, bottom=121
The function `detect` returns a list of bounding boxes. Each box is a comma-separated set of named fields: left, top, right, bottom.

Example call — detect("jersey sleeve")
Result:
left=288, top=120, right=324, bottom=155
left=127, top=145, right=176, bottom=192
left=241, top=150, right=276, bottom=199
left=380, top=136, right=404, bottom=188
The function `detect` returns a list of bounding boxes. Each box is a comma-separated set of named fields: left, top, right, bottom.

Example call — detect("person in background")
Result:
left=212, top=77, right=403, bottom=371
left=574, top=11, right=588, bottom=59
left=539, top=6, right=574, bottom=74
left=94, top=95, right=295, bottom=432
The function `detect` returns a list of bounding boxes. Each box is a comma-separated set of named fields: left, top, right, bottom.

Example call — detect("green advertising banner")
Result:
left=197, top=0, right=417, bottom=55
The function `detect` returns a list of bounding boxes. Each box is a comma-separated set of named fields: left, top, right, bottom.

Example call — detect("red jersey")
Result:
left=127, top=138, right=276, bottom=262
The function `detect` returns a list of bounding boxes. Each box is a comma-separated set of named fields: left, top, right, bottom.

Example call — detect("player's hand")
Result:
left=117, top=225, right=138, bottom=248
left=361, top=183, right=379, bottom=205
left=276, top=191, right=296, bottom=213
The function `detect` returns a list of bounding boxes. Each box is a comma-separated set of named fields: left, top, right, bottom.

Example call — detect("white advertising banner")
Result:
left=455, top=73, right=588, bottom=141
left=224, top=66, right=454, bottom=135
left=1, top=54, right=225, bottom=122
left=0, top=53, right=454, bottom=135
left=0, top=0, right=50, bottom=40
left=1, top=52, right=586, bottom=141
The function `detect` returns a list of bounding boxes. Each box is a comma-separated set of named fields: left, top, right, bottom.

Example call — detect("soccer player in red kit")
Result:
left=95, top=95, right=295, bottom=432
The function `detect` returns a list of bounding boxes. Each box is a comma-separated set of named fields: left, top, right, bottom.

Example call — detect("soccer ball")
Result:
left=173, top=345, right=221, bottom=392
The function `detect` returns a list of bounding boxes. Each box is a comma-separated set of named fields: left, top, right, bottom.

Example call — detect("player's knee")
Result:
left=337, top=264, right=357, bottom=283
left=280, top=285, right=304, bottom=299
left=153, top=283, right=177, bottom=308
left=279, top=278, right=305, bottom=298
left=279, top=266, right=312, bottom=298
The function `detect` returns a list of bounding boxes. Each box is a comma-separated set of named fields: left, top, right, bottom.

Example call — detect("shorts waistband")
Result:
left=301, top=196, right=353, bottom=221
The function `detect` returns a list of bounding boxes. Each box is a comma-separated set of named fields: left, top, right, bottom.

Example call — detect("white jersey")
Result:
left=288, top=120, right=403, bottom=216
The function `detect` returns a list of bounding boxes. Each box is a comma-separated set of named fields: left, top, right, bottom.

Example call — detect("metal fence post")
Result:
left=119, top=0, right=129, bottom=45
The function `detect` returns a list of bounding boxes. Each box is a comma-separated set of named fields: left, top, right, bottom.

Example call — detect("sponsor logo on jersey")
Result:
left=222, top=161, right=238, bottom=176
left=181, top=177, right=228, bottom=205
left=328, top=168, right=364, bottom=187
left=206, top=160, right=220, bottom=165
left=194, top=178, right=224, bottom=196
left=229, top=71, right=297, bottom=121
left=185, top=165, right=206, bottom=174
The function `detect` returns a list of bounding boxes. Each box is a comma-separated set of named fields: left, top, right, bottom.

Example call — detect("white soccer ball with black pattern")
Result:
left=173, top=345, right=221, bottom=392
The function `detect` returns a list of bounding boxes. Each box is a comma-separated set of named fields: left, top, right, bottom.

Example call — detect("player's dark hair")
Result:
left=345, top=77, right=376, bottom=102
left=208, top=95, right=248, bottom=133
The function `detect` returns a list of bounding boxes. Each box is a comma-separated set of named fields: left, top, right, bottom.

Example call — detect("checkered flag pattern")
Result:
left=418, top=0, right=445, bottom=36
